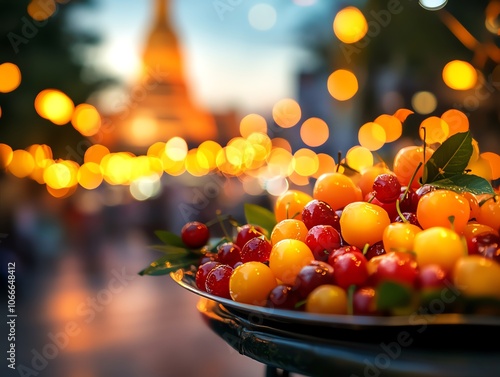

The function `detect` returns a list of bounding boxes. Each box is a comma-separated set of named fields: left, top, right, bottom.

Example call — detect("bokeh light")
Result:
left=248, top=3, right=277, bottom=31
left=77, top=162, right=103, bottom=190
left=28, top=0, right=57, bottom=21
left=72, top=104, right=102, bottom=136
left=440, top=109, right=469, bottom=136
left=442, top=60, right=477, bottom=90
left=0, top=143, right=13, bottom=168
left=419, top=0, right=448, bottom=11
left=239, top=113, right=267, bottom=138
left=272, top=98, right=302, bottom=128
left=7, top=149, right=35, bottom=178
left=358, top=122, right=386, bottom=151
left=411, top=91, right=437, bottom=114
left=300, top=117, right=329, bottom=147
left=419, top=116, right=450, bottom=144
left=35, top=89, right=75, bottom=125
left=0, top=62, right=22, bottom=93
left=165, top=137, right=188, bottom=161
left=327, top=69, right=358, bottom=101
left=313, top=153, right=337, bottom=178
left=84, top=144, right=110, bottom=164
left=481, top=152, right=500, bottom=180
left=373, top=114, right=402, bottom=143
left=293, top=148, right=319, bottom=177
left=333, top=6, right=368, bottom=43
left=346, top=146, right=374, bottom=172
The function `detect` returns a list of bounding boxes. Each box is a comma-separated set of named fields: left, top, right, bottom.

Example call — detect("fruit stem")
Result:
left=336, top=151, right=342, bottom=172
left=407, top=161, right=423, bottom=189
left=395, top=199, right=408, bottom=223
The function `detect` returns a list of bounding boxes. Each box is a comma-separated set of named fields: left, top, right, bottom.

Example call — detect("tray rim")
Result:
left=170, top=268, right=500, bottom=328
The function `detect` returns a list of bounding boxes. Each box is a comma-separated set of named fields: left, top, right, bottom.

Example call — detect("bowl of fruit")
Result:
left=140, top=110, right=500, bottom=375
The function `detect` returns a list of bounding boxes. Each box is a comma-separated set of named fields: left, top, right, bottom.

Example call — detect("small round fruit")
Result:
left=369, top=251, right=419, bottom=287
left=358, top=164, right=393, bottom=198
left=270, top=218, right=309, bottom=245
left=313, top=172, right=363, bottom=211
left=205, top=264, right=233, bottom=299
left=305, top=285, right=347, bottom=314
left=416, top=189, right=470, bottom=234
left=240, top=236, right=272, bottom=263
left=413, top=227, right=465, bottom=275
left=353, top=287, right=379, bottom=315
left=294, top=260, right=335, bottom=299
left=417, top=264, right=448, bottom=291
left=382, top=222, right=422, bottom=253
left=364, top=241, right=386, bottom=261
left=274, top=189, right=313, bottom=222
left=217, top=242, right=242, bottom=267
left=235, top=224, right=266, bottom=249
left=332, top=251, right=369, bottom=290
left=305, top=224, right=342, bottom=261
left=340, top=201, right=391, bottom=249
left=230, top=262, right=277, bottom=306
left=393, top=145, right=434, bottom=189
left=477, top=196, right=500, bottom=232
left=373, top=173, right=401, bottom=203
left=269, top=239, right=315, bottom=285
left=195, top=261, right=221, bottom=291
left=181, top=221, right=209, bottom=249
left=301, top=199, right=340, bottom=231
left=266, top=284, right=301, bottom=310
left=453, top=255, right=500, bottom=299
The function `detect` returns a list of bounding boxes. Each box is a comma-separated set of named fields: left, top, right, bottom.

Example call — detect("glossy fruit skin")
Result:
left=470, top=233, right=500, bottom=262
left=364, top=241, right=386, bottom=261
left=332, top=251, right=369, bottom=290
left=266, top=284, right=301, bottom=310
left=416, top=189, right=470, bottom=234
left=269, top=239, right=315, bottom=285
left=181, top=221, right=210, bottom=249
left=301, top=199, right=340, bottom=231
left=466, top=228, right=499, bottom=255
left=240, top=236, right=272, bottom=263
left=373, top=173, right=401, bottom=203
left=305, top=225, right=342, bottom=262
left=294, top=260, right=335, bottom=299
left=217, top=242, right=242, bottom=268
left=229, top=261, right=277, bottom=306
left=353, top=287, right=380, bottom=315
left=477, top=196, right=500, bottom=232
left=453, top=255, right=500, bottom=299
left=205, top=264, right=233, bottom=299
left=270, top=218, right=309, bottom=245
left=382, top=222, right=422, bottom=254
left=398, top=187, right=419, bottom=213
left=369, top=251, right=419, bottom=288
left=313, top=172, right=363, bottom=211
left=365, top=193, right=398, bottom=222
left=413, top=226, right=465, bottom=275
left=274, top=189, right=313, bottom=222
left=195, top=261, right=221, bottom=291
left=305, top=284, right=347, bottom=314
left=416, top=264, right=448, bottom=291
left=393, top=146, right=434, bottom=189
left=235, top=224, right=266, bottom=249
left=340, top=201, right=391, bottom=249
left=327, top=245, right=362, bottom=266
left=358, top=164, right=393, bottom=198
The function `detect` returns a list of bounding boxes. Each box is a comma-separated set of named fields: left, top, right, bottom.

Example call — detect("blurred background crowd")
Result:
left=0, top=1, right=499, bottom=376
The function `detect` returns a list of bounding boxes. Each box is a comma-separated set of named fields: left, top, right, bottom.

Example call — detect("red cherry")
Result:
left=240, top=236, right=272, bottom=263
left=416, top=264, right=448, bottom=290
left=398, top=187, right=419, bottom=213
left=235, top=224, right=265, bottom=249
left=365, top=192, right=398, bottom=221
left=332, top=251, right=369, bottom=290
left=181, top=221, right=209, bottom=249
left=353, top=287, right=380, bottom=315
left=373, top=173, right=401, bottom=203
left=205, top=264, right=233, bottom=299
left=267, top=284, right=301, bottom=310
left=364, top=241, right=386, bottom=261
left=195, top=261, right=221, bottom=292
left=217, top=242, right=242, bottom=267
left=301, top=199, right=340, bottom=231
left=370, top=251, right=419, bottom=288
left=294, top=260, right=335, bottom=299
left=327, top=245, right=361, bottom=266
left=305, top=224, right=342, bottom=262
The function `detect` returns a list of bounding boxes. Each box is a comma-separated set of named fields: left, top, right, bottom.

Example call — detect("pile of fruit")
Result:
left=140, top=114, right=500, bottom=317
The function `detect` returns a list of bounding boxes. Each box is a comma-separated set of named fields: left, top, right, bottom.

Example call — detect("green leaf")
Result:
left=430, top=174, right=495, bottom=195
left=138, top=254, right=200, bottom=276
left=376, top=281, right=413, bottom=311
left=244, top=203, right=277, bottom=237
left=154, top=230, right=185, bottom=247
left=423, top=131, right=473, bottom=184
left=148, top=244, right=191, bottom=255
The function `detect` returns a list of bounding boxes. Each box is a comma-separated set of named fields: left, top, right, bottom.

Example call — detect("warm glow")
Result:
left=8, top=149, right=35, bottom=178
left=327, top=69, right=358, bottom=101
left=393, top=108, right=414, bottom=123
left=0, top=62, right=21, bottom=93
left=440, top=109, right=469, bottom=136
left=35, top=89, right=74, bottom=125
left=333, top=6, right=368, bottom=43
left=481, top=152, right=500, bottom=180
left=411, top=91, right=437, bottom=114
left=165, top=137, right=188, bottom=161
left=246, top=133, right=272, bottom=170
left=373, top=114, right=402, bottom=143
left=266, top=148, right=293, bottom=177
left=197, top=140, right=222, bottom=171
left=419, top=116, right=449, bottom=144
left=84, top=144, right=110, bottom=164
left=442, top=60, right=477, bottom=90
left=129, top=116, right=159, bottom=146
left=293, top=148, right=319, bottom=176
left=72, top=104, right=101, bottom=136
left=130, top=175, right=161, bottom=201
left=288, top=171, right=310, bottom=186
left=185, top=148, right=210, bottom=177
left=358, top=122, right=386, bottom=151
left=130, top=155, right=163, bottom=181
left=272, top=98, right=302, bottom=128
left=240, top=113, right=267, bottom=138
left=300, top=117, right=329, bottom=147
left=346, top=146, right=374, bottom=172
left=216, top=148, right=243, bottom=176
left=43, top=162, right=72, bottom=189
left=101, top=153, right=133, bottom=185
left=46, top=185, right=77, bottom=199
left=271, top=138, right=292, bottom=152
left=147, top=141, right=167, bottom=158
left=77, top=162, right=103, bottom=190
left=28, top=0, right=57, bottom=21
left=313, top=153, right=337, bottom=178
left=0, top=143, right=13, bottom=168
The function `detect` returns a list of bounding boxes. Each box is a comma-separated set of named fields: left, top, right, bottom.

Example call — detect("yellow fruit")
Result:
left=305, top=285, right=347, bottom=314
left=383, top=222, right=422, bottom=253
left=229, top=262, right=277, bottom=306
left=269, top=239, right=314, bottom=285
left=453, top=255, right=500, bottom=299
left=274, top=189, right=313, bottom=222
left=270, top=218, right=308, bottom=245
left=313, top=172, right=362, bottom=210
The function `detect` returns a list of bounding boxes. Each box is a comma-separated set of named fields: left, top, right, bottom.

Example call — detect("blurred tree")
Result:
left=0, top=0, right=113, bottom=160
